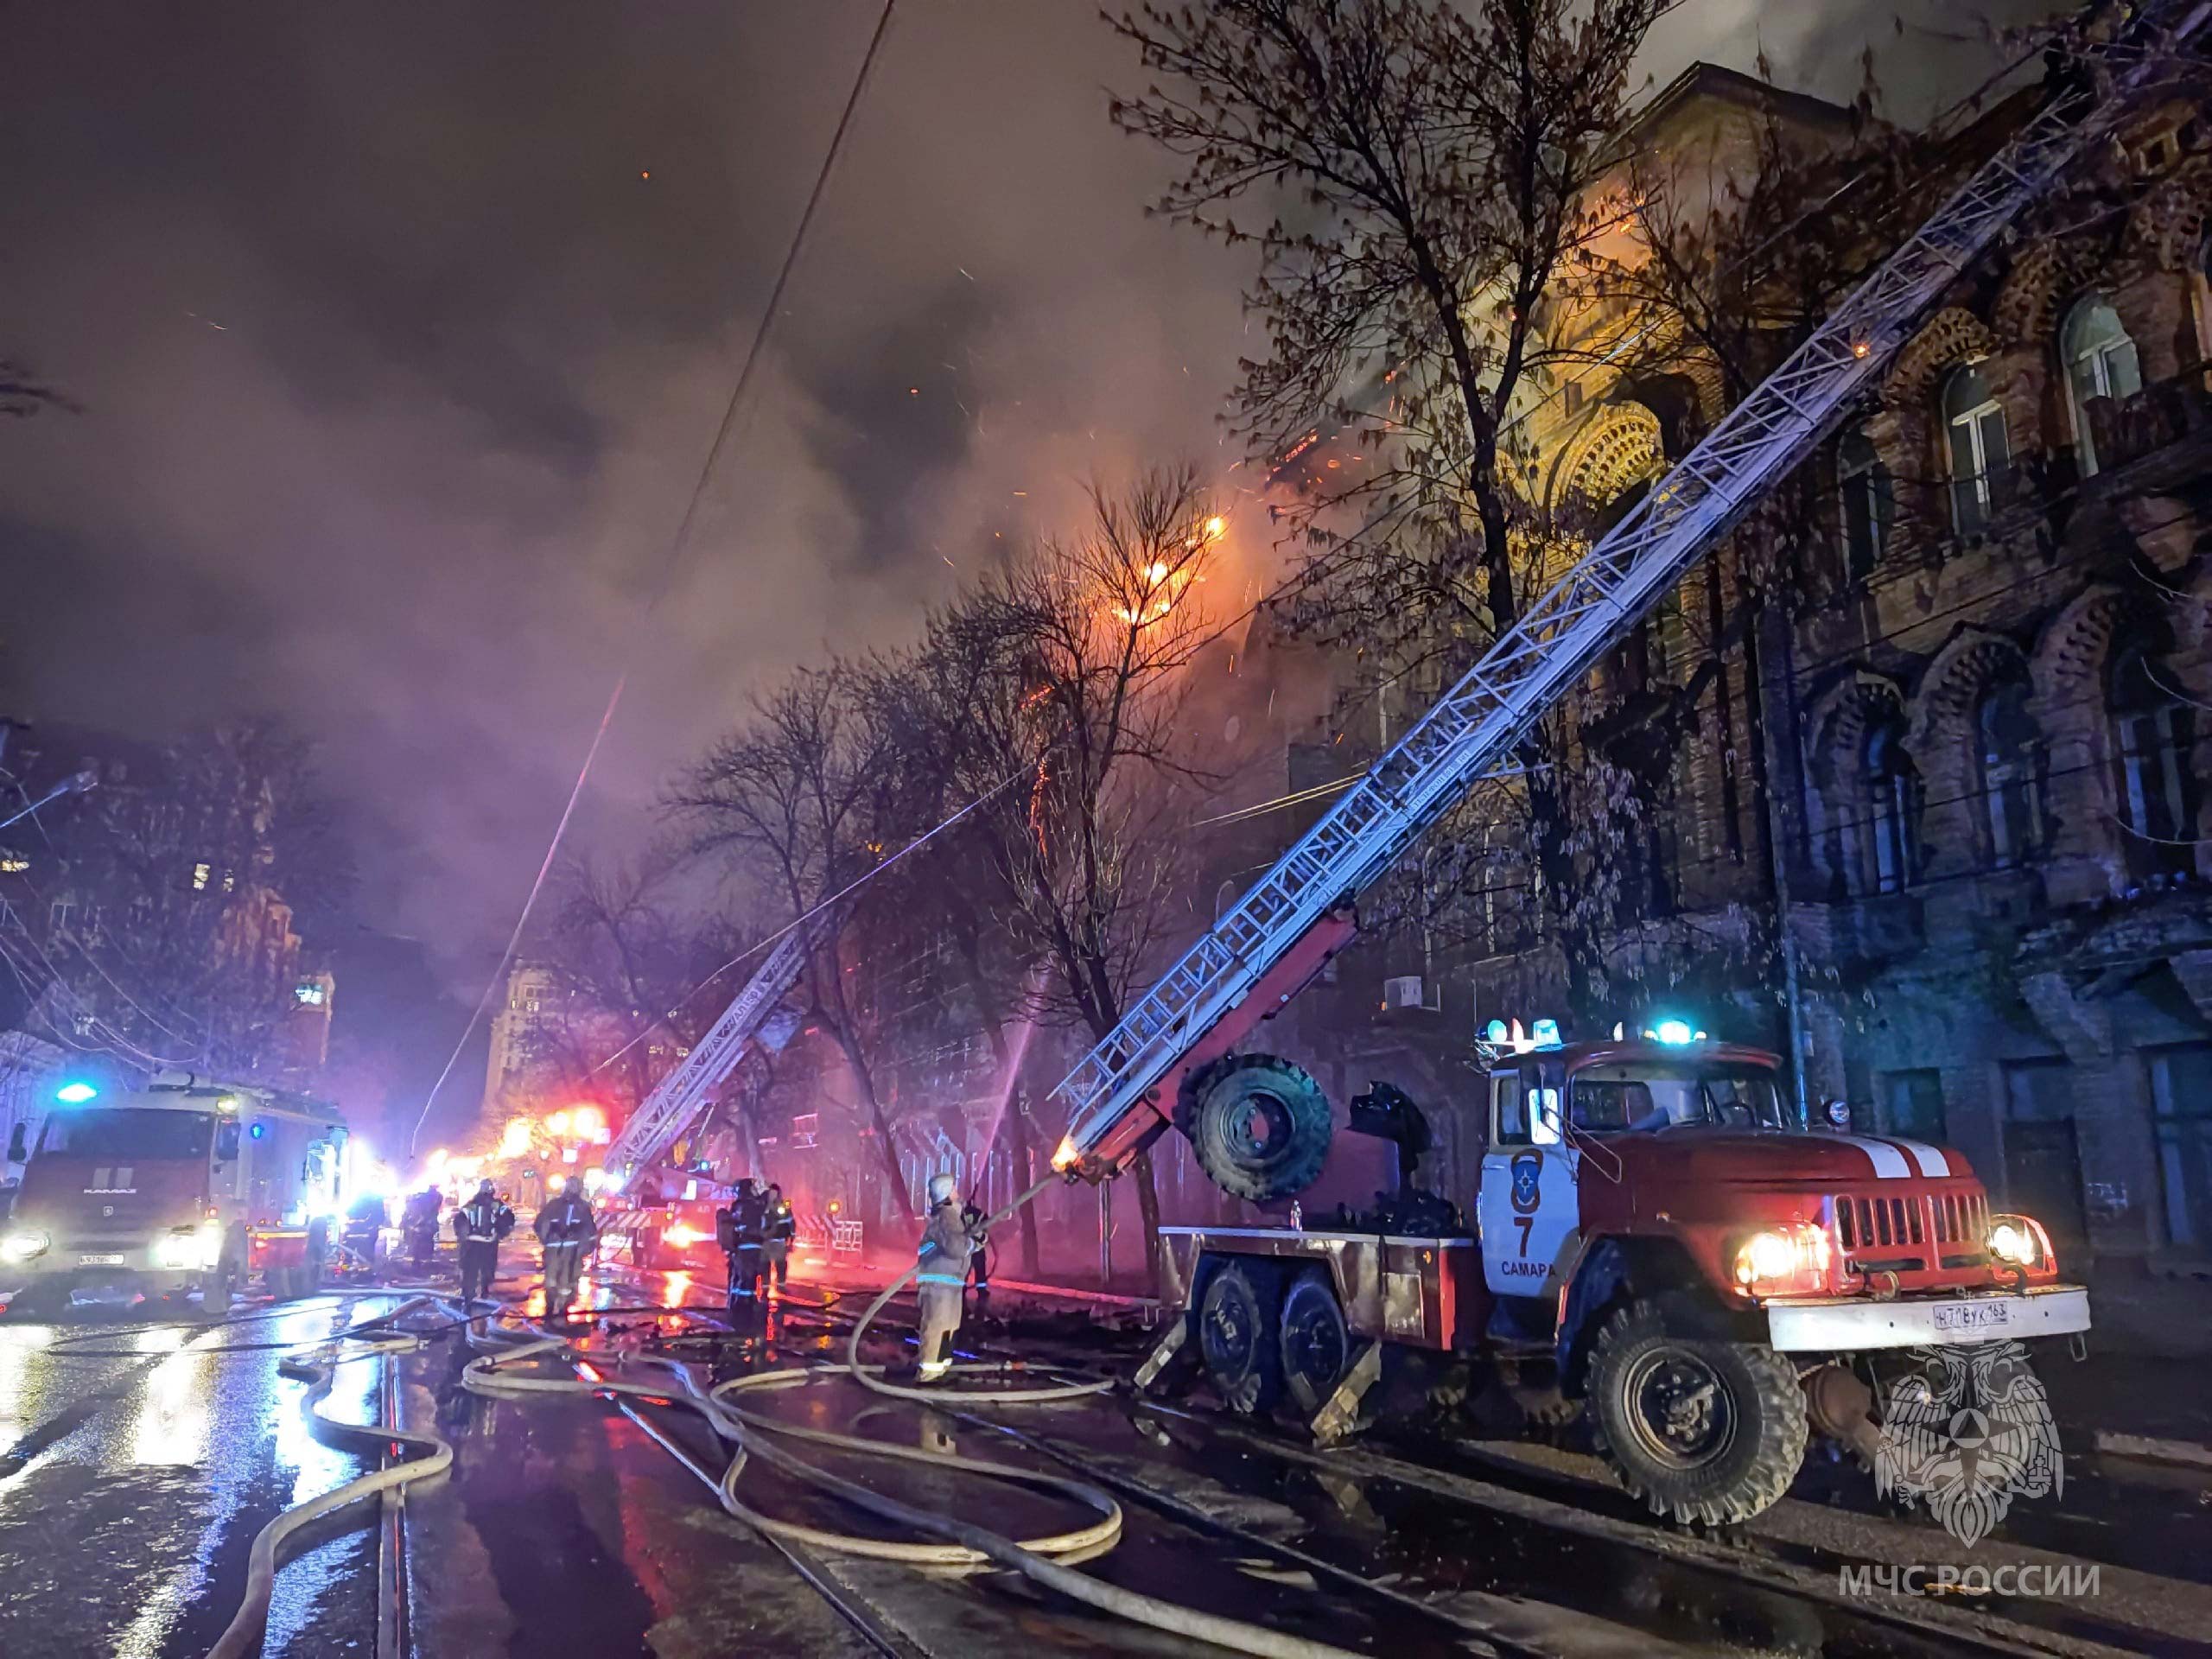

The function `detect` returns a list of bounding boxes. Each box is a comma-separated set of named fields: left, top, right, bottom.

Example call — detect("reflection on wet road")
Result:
left=0, top=1293, right=386, bottom=1658
left=9, top=1249, right=2209, bottom=1659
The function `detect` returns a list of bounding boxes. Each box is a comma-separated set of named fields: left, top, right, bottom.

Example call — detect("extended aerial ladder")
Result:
left=1051, top=0, right=2209, bottom=1192
left=603, top=921, right=818, bottom=1189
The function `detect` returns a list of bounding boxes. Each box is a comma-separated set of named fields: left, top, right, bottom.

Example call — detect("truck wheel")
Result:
left=1586, top=1300, right=1806, bottom=1527
left=1278, top=1268, right=1351, bottom=1417
left=1198, top=1261, right=1282, bottom=1415
left=1177, top=1053, right=1332, bottom=1203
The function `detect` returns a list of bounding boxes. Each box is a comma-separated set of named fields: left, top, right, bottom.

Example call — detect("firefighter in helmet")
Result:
left=717, top=1179, right=770, bottom=1310
left=452, top=1179, right=515, bottom=1305
left=914, top=1173, right=981, bottom=1383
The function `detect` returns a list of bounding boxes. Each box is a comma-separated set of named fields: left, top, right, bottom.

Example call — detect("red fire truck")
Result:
left=1141, top=1025, right=2087, bottom=1525
left=0, top=1072, right=349, bottom=1317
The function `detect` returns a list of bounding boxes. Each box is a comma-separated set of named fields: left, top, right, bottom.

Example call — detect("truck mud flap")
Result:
left=1308, top=1340, right=1383, bottom=1446
left=1135, top=1312, right=1194, bottom=1393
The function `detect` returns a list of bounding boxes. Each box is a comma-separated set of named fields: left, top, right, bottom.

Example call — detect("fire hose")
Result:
left=205, top=1177, right=1364, bottom=1659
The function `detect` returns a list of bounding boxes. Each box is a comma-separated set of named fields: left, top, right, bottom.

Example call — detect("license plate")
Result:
left=1933, top=1300, right=2011, bottom=1332
left=77, top=1253, right=124, bottom=1268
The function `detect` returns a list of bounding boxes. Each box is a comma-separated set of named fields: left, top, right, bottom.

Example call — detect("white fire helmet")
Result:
left=927, top=1173, right=957, bottom=1207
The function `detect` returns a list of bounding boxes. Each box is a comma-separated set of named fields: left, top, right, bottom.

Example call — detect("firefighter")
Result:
left=959, top=1193, right=991, bottom=1313
left=452, top=1179, right=515, bottom=1305
left=717, top=1179, right=769, bottom=1310
left=535, top=1180, right=599, bottom=1313
left=763, top=1182, right=796, bottom=1294
left=402, top=1187, right=442, bottom=1273
left=915, top=1173, right=979, bottom=1384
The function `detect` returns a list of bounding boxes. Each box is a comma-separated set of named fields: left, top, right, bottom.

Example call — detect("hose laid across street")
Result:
left=203, top=1177, right=1363, bottom=1659
left=205, top=1294, right=454, bottom=1659
left=456, top=1305, right=1368, bottom=1659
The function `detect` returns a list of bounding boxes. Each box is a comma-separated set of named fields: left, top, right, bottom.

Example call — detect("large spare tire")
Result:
left=1176, top=1052, right=1332, bottom=1202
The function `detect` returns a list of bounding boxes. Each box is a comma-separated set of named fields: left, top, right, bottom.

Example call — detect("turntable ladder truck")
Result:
left=598, top=923, right=822, bottom=1266
left=1045, top=3, right=2195, bottom=1526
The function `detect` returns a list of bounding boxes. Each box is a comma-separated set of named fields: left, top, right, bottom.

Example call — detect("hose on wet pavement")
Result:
left=842, top=1174, right=1116, bottom=1407
left=456, top=1305, right=1368, bottom=1659
left=205, top=1295, right=456, bottom=1659
left=206, top=1190, right=1361, bottom=1659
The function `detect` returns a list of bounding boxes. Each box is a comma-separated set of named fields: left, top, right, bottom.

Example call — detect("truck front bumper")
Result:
left=1764, top=1283, right=2089, bottom=1351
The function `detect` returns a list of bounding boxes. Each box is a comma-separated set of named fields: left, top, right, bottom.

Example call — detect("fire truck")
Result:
left=1043, top=1, right=2200, bottom=1524
left=1139, top=1023, right=2082, bottom=1523
left=0, top=1072, right=350, bottom=1318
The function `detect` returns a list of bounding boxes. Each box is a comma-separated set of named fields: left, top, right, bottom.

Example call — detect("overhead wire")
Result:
left=410, top=0, right=902, bottom=1155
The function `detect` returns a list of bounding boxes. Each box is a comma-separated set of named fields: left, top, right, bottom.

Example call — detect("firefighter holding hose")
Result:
left=915, top=1172, right=981, bottom=1383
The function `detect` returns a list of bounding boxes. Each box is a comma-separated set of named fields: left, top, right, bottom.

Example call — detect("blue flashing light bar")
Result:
left=54, top=1080, right=98, bottom=1104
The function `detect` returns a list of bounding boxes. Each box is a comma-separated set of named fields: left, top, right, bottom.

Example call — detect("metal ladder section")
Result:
left=605, top=922, right=815, bottom=1181
left=1052, top=0, right=2207, bottom=1165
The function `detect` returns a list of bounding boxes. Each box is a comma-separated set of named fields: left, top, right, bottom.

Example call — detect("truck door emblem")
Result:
left=1509, top=1151, right=1542, bottom=1255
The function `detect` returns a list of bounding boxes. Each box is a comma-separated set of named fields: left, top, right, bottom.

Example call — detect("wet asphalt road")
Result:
left=0, top=1288, right=390, bottom=1658
left=5, top=1248, right=2212, bottom=1659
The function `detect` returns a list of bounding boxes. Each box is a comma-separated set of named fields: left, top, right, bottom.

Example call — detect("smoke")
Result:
left=0, top=0, right=2049, bottom=987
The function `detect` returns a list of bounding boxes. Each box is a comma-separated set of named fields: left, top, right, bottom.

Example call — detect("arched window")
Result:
left=2062, top=296, right=2142, bottom=475
left=1943, top=363, right=2012, bottom=535
left=1866, top=716, right=1920, bottom=898
left=1837, top=429, right=1893, bottom=582
left=1976, top=677, right=2044, bottom=868
left=2111, top=645, right=2197, bottom=876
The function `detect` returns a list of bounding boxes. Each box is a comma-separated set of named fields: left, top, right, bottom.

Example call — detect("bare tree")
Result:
left=0, top=358, right=73, bottom=421
left=671, top=666, right=922, bottom=1238
left=878, top=467, right=1224, bottom=1287
left=538, top=850, right=753, bottom=1129
left=1110, top=0, right=1670, bottom=1013
left=1, top=721, right=352, bottom=1077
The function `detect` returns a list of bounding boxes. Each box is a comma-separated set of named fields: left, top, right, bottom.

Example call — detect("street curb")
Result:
left=2092, top=1428, right=2212, bottom=1471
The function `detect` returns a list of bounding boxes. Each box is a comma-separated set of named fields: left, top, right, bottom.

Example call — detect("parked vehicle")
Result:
left=0, top=1072, right=347, bottom=1317
left=1144, top=1026, right=2088, bottom=1526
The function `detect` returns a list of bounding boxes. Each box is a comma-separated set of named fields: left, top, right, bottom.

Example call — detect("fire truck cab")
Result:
left=0, top=1072, right=349, bottom=1318
left=1152, top=1027, right=2089, bottom=1526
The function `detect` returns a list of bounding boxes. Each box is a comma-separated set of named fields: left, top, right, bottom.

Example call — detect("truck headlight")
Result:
left=1986, top=1215, right=2050, bottom=1270
left=2, top=1230, right=50, bottom=1262
left=1732, top=1222, right=1833, bottom=1296
left=155, top=1224, right=221, bottom=1271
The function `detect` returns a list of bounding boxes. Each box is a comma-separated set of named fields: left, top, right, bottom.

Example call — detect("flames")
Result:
left=1113, top=512, right=1226, bottom=626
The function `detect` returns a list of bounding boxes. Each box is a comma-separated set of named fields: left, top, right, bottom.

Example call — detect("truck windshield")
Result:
left=1569, top=1065, right=1793, bottom=1133
left=35, top=1108, right=215, bottom=1161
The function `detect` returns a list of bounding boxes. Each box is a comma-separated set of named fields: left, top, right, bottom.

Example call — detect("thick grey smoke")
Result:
left=0, top=1, right=2055, bottom=984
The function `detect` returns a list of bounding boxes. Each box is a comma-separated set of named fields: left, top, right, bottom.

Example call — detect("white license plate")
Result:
left=77, top=1253, right=125, bottom=1268
left=1933, top=1300, right=2011, bottom=1332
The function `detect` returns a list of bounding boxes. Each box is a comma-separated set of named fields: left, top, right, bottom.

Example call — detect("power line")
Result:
left=410, top=0, right=902, bottom=1156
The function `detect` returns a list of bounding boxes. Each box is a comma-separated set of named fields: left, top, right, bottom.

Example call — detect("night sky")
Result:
left=0, top=0, right=2048, bottom=985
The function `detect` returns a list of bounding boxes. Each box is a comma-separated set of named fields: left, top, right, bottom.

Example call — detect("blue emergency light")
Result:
left=54, top=1080, right=98, bottom=1104
left=1653, top=1019, right=1695, bottom=1046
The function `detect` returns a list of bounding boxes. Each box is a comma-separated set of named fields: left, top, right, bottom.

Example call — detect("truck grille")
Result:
left=1830, top=1190, right=1990, bottom=1280
left=1930, top=1191, right=1987, bottom=1246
